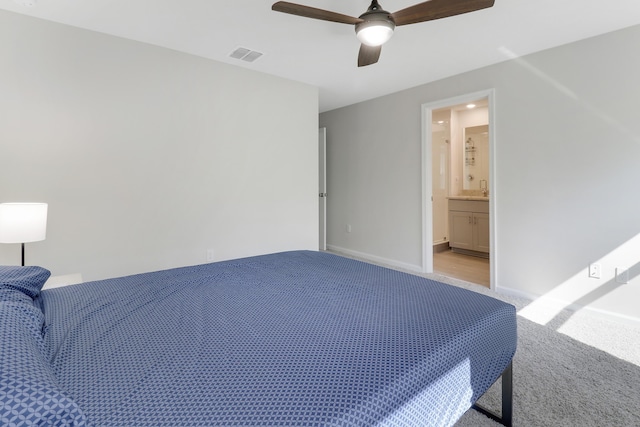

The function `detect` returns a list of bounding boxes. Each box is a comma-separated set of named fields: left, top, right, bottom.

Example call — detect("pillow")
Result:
left=0, top=302, right=87, bottom=426
left=0, top=266, right=51, bottom=304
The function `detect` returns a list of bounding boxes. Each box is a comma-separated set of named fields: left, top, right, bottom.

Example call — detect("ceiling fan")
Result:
left=272, top=0, right=495, bottom=67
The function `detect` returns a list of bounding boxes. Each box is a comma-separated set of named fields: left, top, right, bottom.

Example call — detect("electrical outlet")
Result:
left=346, top=224, right=352, bottom=233
left=206, top=249, right=215, bottom=262
left=588, top=263, right=601, bottom=279
left=615, top=267, right=629, bottom=284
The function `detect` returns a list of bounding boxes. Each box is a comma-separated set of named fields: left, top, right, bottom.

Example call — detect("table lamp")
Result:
left=0, top=202, right=48, bottom=266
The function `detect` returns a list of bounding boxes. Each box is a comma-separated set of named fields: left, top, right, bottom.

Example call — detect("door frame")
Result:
left=319, top=127, right=327, bottom=250
left=421, top=89, right=497, bottom=290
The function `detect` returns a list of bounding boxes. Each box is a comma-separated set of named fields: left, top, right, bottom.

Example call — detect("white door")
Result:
left=319, top=128, right=327, bottom=250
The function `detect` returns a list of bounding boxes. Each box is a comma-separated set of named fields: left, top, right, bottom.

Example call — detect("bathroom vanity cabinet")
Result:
left=448, top=199, right=489, bottom=255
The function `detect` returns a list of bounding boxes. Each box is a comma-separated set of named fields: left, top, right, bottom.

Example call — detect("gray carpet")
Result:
left=426, top=274, right=640, bottom=427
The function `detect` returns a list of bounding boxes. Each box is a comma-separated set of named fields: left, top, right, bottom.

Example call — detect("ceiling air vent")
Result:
left=229, top=47, right=263, bottom=63
left=12, top=0, right=37, bottom=6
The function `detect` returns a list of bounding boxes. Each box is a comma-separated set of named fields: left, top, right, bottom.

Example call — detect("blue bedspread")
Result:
left=8, top=251, right=516, bottom=426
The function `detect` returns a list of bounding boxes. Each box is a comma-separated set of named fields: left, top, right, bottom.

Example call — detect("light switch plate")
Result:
left=588, top=263, right=601, bottom=279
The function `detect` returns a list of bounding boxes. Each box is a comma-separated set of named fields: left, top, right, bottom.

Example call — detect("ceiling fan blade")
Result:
left=358, top=44, right=382, bottom=67
left=272, top=2, right=362, bottom=25
left=392, top=0, right=495, bottom=26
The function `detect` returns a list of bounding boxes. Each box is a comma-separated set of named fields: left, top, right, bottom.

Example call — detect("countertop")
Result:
left=447, top=196, right=489, bottom=201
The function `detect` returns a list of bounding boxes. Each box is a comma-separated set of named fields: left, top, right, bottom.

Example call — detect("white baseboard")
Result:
left=326, top=245, right=423, bottom=274
left=497, top=285, right=640, bottom=327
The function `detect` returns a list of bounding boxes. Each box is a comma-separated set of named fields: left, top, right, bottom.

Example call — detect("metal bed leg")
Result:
left=472, top=361, right=513, bottom=427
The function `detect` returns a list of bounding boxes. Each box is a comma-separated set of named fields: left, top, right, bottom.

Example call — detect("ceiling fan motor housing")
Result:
left=355, top=1, right=396, bottom=46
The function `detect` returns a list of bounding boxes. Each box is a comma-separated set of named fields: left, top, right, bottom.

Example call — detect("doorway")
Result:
left=421, top=90, right=495, bottom=289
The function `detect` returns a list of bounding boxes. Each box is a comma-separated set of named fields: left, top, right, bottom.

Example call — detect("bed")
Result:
left=1, top=250, right=516, bottom=427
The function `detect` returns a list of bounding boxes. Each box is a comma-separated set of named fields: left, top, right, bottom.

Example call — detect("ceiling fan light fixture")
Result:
left=272, top=0, right=496, bottom=66
left=356, top=20, right=395, bottom=47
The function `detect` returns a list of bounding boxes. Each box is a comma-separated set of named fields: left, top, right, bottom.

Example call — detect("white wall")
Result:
left=431, top=110, right=450, bottom=245
left=320, top=24, right=640, bottom=323
left=0, top=10, right=319, bottom=281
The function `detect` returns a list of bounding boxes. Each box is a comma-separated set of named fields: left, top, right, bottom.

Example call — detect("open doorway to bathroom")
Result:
left=424, top=91, right=493, bottom=288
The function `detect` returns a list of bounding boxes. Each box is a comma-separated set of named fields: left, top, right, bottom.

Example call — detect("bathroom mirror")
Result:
left=462, top=124, right=489, bottom=193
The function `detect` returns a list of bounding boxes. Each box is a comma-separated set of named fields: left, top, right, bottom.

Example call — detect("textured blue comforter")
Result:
left=4, top=251, right=516, bottom=426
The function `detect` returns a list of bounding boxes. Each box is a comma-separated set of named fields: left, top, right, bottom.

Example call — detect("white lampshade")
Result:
left=0, top=203, right=48, bottom=244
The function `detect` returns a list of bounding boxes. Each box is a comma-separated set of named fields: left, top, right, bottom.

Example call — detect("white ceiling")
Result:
left=3, top=0, right=640, bottom=112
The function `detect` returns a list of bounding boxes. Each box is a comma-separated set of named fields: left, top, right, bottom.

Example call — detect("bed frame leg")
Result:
left=472, top=361, right=513, bottom=427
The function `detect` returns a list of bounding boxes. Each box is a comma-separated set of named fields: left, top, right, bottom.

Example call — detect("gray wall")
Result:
left=0, top=10, right=319, bottom=281
left=320, top=24, right=640, bottom=323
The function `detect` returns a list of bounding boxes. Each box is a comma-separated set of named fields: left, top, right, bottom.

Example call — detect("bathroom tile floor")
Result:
left=433, top=250, right=490, bottom=288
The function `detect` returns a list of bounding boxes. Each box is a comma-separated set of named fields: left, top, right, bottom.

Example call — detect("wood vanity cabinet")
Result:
left=448, top=199, right=489, bottom=254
